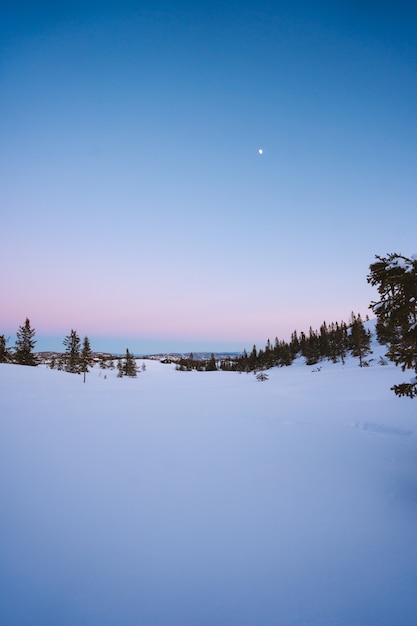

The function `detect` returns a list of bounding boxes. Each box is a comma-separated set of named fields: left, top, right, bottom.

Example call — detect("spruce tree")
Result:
left=0, top=334, right=11, bottom=363
left=63, top=329, right=81, bottom=373
left=80, top=336, right=94, bottom=382
left=14, top=318, right=38, bottom=366
left=290, top=331, right=300, bottom=358
left=368, top=253, right=417, bottom=397
left=248, top=345, right=258, bottom=371
left=303, top=327, right=320, bottom=365
left=349, top=312, right=371, bottom=366
left=319, top=322, right=330, bottom=359
left=123, top=349, right=137, bottom=377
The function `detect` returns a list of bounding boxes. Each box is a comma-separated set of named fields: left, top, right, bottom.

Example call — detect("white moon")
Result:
left=258, top=148, right=263, bottom=155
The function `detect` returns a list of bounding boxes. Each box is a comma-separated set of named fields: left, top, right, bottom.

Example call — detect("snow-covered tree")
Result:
left=368, top=253, right=417, bottom=398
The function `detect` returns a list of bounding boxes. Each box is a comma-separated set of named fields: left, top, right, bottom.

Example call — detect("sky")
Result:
left=2, top=0, right=417, bottom=354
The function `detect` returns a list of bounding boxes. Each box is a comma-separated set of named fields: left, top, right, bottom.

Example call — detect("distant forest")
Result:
left=1, top=312, right=372, bottom=375
left=177, top=312, right=372, bottom=373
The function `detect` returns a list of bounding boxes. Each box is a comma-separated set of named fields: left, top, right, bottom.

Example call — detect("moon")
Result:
left=258, top=148, right=263, bottom=155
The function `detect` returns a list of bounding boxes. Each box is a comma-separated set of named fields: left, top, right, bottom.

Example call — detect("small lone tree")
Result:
left=14, top=318, right=38, bottom=366
left=368, top=253, right=417, bottom=398
left=123, top=348, right=138, bottom=378
left=117, top=349, right=138, bottom=378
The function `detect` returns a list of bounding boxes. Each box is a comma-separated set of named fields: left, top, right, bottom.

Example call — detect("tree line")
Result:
left=175, top=312, right=371, bottom=373
left=0, top=319, right=138, bottom=380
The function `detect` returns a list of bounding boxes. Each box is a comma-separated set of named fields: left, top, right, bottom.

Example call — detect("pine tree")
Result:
left=206, top=353, right=217, bottom=371
left=248, top=345, right=258, bottom=371
left=63, top=329, right=81, bottom=373
left=368, top=253, right=417, bottom=397
left=303, top=327, right=320, bottom=365
left=14, top=318, right=38, bottom=366
left=123, top=348, right=137, bottom=377
left=348, top=312, right=371, bottom=366
left=240, top=348, right=249, bottom=372
left=319, top=322, right=330, bottom=359
left=0, top=334, right=11, bottom=363
left=263, top=339, right=273, bottom=369
left=80, top=336, right=94, bottom=382
left=290, top=330, right=300, bottom=358
left=280, top=340, right=295, bottom=366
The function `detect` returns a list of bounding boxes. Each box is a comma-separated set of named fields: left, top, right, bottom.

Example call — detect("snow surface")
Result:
left=1, top=347, right=417, bottom=625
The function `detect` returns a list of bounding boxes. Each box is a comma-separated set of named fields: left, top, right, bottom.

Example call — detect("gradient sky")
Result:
left=2, top=1, right=417, bottom=354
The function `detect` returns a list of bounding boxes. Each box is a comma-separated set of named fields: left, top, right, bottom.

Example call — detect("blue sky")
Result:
left=2, top=1, right=417, bottom=353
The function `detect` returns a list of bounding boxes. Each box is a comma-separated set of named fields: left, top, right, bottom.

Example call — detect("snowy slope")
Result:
left=1, top=347, right=417, bottom=626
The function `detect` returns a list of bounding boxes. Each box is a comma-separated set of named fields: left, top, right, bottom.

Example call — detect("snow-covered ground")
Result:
left=1, top=344, right=417, bottom=625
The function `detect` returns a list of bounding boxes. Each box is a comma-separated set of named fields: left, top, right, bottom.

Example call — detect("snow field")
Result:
left=1, top=357, right=417, bottom=625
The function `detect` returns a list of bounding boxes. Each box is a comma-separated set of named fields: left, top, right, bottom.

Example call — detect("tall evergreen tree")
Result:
left=14, top=318, right=38, bottom=366
left=368, top=253, right=417, bottom=397
left=0, top=334, right=11, bottom=363
left=122, top=348, right=138, bottom=377
left=323, top=320, right=348, bottom=364
left=319, top=322, right=330, bottom=359
left=63, top=329, right=81, bottom=373
left=349, top=312, right=371, bottom=366
left=290, top=330, right=300, bottom=358
left=248, top=345, right=258, bottom=370
left=303, top=327, right=320, bottom=365
left=80, top=336, right=94, bottom=382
